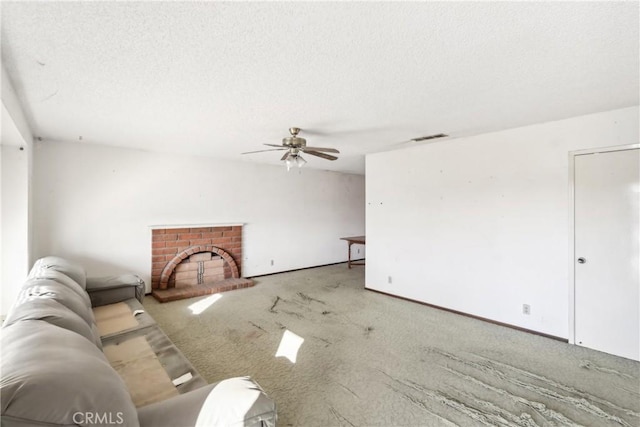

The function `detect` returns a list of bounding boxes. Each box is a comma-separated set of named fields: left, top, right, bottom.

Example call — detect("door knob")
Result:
left=577, top=257, right=586, bottom=264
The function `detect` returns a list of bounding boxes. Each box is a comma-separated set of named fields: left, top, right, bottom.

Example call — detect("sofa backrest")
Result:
left=29, top=255, right=87, bottom=289
left=4, top=257, right=101, bottom=347
left=3, top=297, right=102, bottom=347
left=28, top=268, right=92, bottom=306
left=17, top=278, right=96, bottom=325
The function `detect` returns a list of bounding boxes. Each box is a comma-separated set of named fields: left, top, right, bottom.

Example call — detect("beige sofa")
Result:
left=0, top=256, right=277, bottom=427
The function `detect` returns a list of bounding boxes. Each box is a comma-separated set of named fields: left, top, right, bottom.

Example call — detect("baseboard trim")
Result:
left=365, top=287, right=568, bottom=343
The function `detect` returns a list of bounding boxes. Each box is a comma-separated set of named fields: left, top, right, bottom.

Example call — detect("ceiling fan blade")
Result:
left=241, top=148, right=287, bottom=155
left=303, top=150, right=338, bottom=161
left=303, top=146, right=340, bottom=153
left=280, top=151, right=291, bottom=161
left=391, top=133, right=450, bottom=147
left=263, top=143, right=285, bottom=148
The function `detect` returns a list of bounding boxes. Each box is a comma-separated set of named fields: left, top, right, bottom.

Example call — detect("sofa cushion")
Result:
left=17, top=278, right=96, bottom=326
left=0, top=320, right=139, bottom=427
left=3, top=298, right=102, bottom=348
left=101, top=322, right=207, bottom=406
left=30, top=256, right=87, bottom=289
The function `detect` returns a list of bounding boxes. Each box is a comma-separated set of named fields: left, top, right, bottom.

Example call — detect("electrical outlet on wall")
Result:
left=270, top=260, right=274, bottom=266
left=388, top=276, right=392, bottom=284
left=523, top=304, right=531, bottom=315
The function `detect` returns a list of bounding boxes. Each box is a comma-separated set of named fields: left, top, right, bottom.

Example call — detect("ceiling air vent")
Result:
left=410, top=133, right=448, bottom=142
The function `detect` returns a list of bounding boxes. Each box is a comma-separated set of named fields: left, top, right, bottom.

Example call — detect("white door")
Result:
left=574, top=147, right=639, bottom=361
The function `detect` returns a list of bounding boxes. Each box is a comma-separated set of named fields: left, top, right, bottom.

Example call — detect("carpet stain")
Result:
left=579, top=360, right=636, bottom=380
left=245, top=330, right=263, bottom=340
left=328, top=406, right=356, bottom=427
left=377, top=368, right=401, bottom=383
left=337, top=383, right=359, bottom=399
left=388, top=374, right=549, bottom=427
left=477, top=356, right=639, bottom=423
left=430, top=348, right=638, bottom=427
left=454, top=388, right=540, bottom=427
left=312, top=335, right=332, bottom=347
left=269, top=296, right=281, bottom=313
left=249, top=321, right=267, bottom=333
left=281, top=310, right=304, bottom=320
left=382, top=350, right=637, bottom=427
left=297, top=292, right=326, bottom=305
left=441, top=364, right=592, bottom=426
left=385, top=382, right=457, bottom=426
left=364, top=326, right=374, bottom=337
left=275, top=321, right=287, bottom=330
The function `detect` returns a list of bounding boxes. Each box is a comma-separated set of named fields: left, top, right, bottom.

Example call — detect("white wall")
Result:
left=1, top=146, right=30, bottom=314
left=1, top=64, right=34, bottom=315
left=32, top=141, right=365, bottom=290
left=0, top=145, right=3, bottom=306
left=366, top=106, right=639, bottom=339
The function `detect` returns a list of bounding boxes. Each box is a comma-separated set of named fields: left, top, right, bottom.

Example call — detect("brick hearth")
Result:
left=150, top=225, right=254, bottom=302
left=152, top=278, right=253, bottom=303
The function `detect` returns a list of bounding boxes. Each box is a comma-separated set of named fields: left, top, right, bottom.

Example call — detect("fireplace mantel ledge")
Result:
left=149, top=223, right=245, bottom=230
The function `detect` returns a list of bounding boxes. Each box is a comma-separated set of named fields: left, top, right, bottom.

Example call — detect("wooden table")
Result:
left=340, top=236, right=366, bottom=268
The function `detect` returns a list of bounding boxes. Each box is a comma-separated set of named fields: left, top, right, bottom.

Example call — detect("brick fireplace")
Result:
left=150, top=225, right=254, bottom=302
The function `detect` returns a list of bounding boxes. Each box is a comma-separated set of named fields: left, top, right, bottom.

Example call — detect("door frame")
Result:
left=568, top=143, right=639, bottom=345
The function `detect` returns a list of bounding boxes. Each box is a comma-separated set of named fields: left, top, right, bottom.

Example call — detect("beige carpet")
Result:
left=143, top=264, right=639, bottom=426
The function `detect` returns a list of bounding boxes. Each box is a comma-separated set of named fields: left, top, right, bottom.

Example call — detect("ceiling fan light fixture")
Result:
left=284, top=153, right=294, bottom=171
left=284, top=152, right=306, bottom=171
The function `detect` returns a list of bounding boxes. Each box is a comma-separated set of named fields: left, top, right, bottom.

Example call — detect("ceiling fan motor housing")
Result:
left=282, top=136, right=306, bottom=148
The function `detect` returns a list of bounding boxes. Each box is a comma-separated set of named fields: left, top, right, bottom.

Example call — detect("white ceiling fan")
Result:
left=242, top=127, right=340, bottom=170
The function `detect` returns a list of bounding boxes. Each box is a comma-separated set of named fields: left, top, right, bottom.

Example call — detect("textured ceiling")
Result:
left=1, top=1, right=638, bottom=174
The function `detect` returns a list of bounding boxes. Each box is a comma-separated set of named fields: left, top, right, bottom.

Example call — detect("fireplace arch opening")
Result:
left=160, top=245, right=240, bottom=290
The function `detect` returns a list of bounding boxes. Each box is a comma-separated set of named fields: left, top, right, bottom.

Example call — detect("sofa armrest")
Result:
left=137, top=377, right=276, bottom=427
left=86, top=274, right=145, bottom=307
